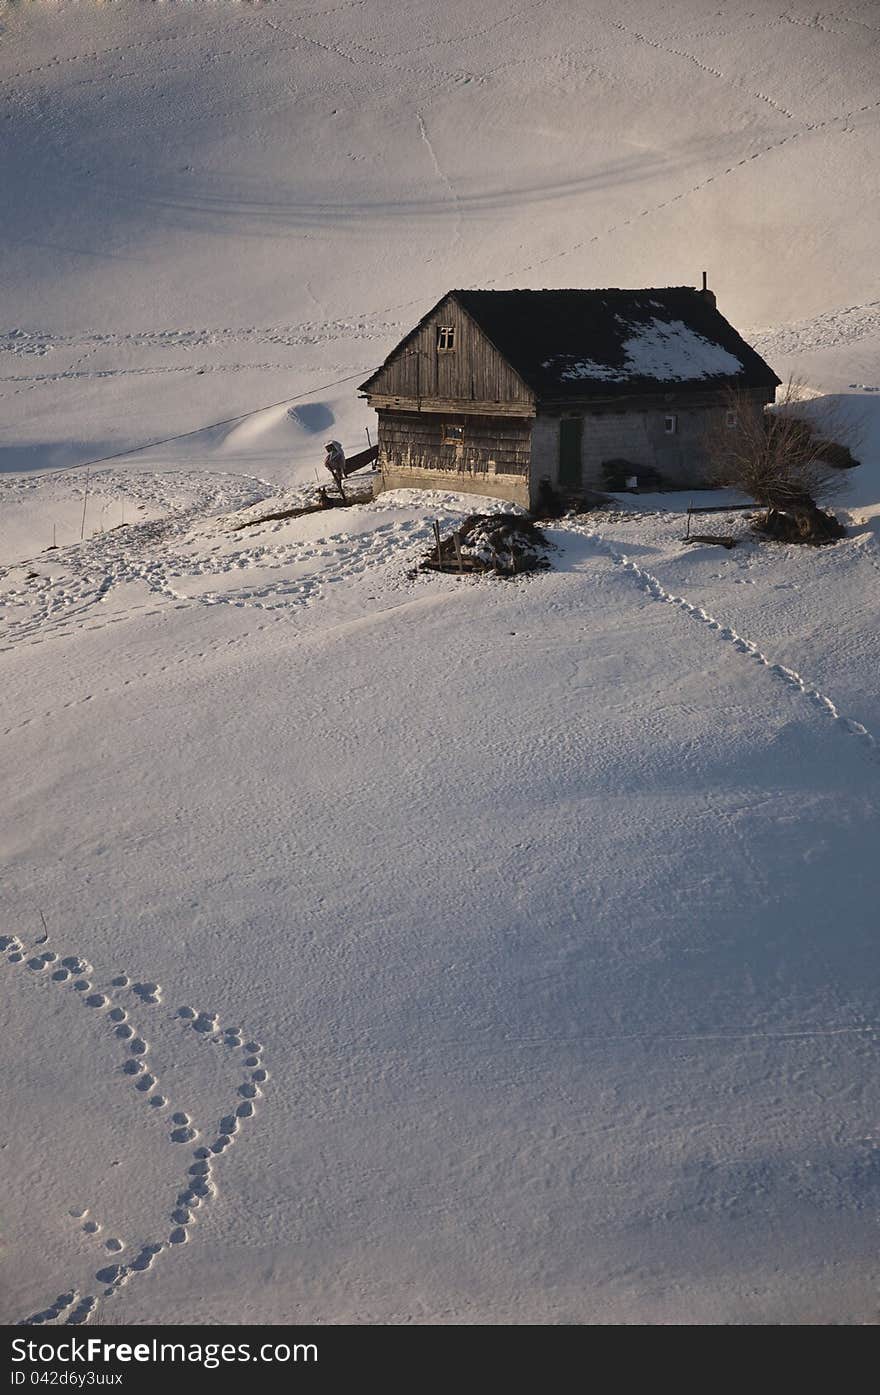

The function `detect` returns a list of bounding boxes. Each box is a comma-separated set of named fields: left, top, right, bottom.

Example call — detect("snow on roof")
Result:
left=548, top=316, right=747, bottom=383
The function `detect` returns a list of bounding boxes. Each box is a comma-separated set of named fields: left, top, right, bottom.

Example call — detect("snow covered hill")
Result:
left=1, top=1, right=878, bottom=1325
left=3, top=0, right=879, bottom=483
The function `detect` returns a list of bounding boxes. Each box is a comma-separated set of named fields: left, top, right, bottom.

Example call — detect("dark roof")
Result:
left=363, top=287, right=780, bottom=400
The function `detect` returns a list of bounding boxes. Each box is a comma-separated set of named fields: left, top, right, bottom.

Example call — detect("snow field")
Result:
left=2, top=0, right=879, bottom=1325
left=3, top=482, right=878, bottom=1322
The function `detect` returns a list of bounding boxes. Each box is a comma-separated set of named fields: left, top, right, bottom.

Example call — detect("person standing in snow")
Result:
left=323, top=439, right=346, bottom=492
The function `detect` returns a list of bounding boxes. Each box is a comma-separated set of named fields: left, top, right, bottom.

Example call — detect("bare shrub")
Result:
left=706, top=378, right=859, bottom=509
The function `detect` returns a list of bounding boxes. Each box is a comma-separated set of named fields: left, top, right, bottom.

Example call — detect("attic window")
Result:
left=443, top=423, right=464, bottom=444
left=726, top=410, right=738, bottom=429
left=664, top=414, right=678, bottom=434
left=436, top=326, right=455, bottom=352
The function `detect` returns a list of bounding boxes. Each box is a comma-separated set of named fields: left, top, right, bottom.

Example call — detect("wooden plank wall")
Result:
left=367, top=295, right=533, bottom=407
left=379, top=410, right=531, bottom=476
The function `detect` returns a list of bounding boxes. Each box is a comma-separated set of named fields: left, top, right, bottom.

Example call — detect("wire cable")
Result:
left=22, top=367, right=376, bottom=479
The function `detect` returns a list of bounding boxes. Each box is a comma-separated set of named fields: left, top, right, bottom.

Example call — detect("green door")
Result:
left=558, top=417, right=583, bottom=488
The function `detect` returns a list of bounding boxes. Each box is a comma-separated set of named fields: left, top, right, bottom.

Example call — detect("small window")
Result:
left=443, top=423, right=464, bottom=444
left=436, top=325, right=455, bottom=351
left=664, top=414, right=677, bottom=434
left=725, top=410, right=738, bottom=429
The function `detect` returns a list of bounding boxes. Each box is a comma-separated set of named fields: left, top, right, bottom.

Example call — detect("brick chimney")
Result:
left=699, top=270, right=717, bottom=309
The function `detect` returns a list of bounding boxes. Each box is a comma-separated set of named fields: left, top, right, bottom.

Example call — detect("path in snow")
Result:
left=565, top=521, right=880, bottom=760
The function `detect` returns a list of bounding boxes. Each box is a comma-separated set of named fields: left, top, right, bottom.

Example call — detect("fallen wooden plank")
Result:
left=341, top=443, right=379, bottom=476
left=232, top=483, right=373, bottom=530
left=684, top=533, right=738, bottom=549
left=687, top=503, right=756, bottom=516
left=232, top=501, right=328, bottom=529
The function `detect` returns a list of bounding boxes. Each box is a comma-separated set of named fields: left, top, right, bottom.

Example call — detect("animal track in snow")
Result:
left=131, top=981, right=161, bottom=1005
left=602, top=14, right=808, bottom=120
left=0, top=318, right=397, bottom=364
left=3, top=924, right=268, bottom=1325
left=0, top=30, right=181, bottom=89
left=580, top=527, right=879, bottom=758
left=750, top=299, right=880, bottom=359
left=18, top=1288, right=86, bottom=1322
left=490, top=83, right=880, bottom=289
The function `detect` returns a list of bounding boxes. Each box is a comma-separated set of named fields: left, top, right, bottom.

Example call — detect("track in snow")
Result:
left=603, top=14, right=802, bottom=120
left=0, top=507, right=428, bottom=658
left=749, top=299, right=880, bottom=358
left=1, top=928, right=268, bottom=1327
left=576, top=525, right=879, bottom=758
left=0, top=491, right=474, bottom=736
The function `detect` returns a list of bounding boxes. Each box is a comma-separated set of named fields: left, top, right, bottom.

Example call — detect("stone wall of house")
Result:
left=530, top=389, right=770, bottom=495
left=529, top=416, right=560, bottom=498
left=370, top=391, right=772, bottom=508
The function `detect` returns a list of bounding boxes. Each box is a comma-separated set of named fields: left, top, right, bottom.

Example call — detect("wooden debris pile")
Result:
left=421, top=513, right=552, bottom=577
left=752, top=503, right=846, bottom=545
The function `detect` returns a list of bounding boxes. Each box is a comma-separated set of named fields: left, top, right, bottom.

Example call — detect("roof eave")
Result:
left=535, top=373, right=781, bottom=404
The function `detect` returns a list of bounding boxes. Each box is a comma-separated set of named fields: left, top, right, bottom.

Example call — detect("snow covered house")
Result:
left=359, top=284, right=780, bottom=508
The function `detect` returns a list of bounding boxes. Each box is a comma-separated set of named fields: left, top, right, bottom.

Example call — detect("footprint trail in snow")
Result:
left=1, top=929, right=269, bottom=1326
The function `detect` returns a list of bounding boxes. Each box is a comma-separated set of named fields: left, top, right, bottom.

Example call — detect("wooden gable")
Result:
left=361, top=293, right=536, bottom=416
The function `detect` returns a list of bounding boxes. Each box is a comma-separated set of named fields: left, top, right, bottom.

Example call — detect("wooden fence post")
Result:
left=453, top=531, right=463, bottom=574
left=80, top=465, right=91, bottom=540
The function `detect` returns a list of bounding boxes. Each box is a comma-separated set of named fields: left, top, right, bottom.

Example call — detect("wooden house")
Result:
left=358, top=284, right=780, bottom=508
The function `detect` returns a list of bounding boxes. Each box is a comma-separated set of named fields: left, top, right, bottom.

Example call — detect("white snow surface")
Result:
left=551, top=317, right=746, bottom=382
left=1, top=0, right=879, bottom=1327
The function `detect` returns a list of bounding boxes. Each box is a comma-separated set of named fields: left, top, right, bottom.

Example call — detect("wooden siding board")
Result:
left=378, top=410, right=532, bottom=477
left=365, top=295, right=535, bottom=408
